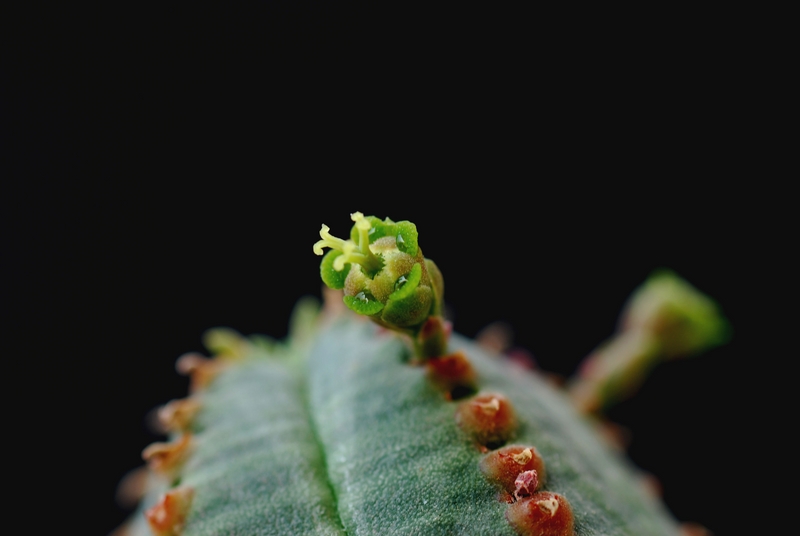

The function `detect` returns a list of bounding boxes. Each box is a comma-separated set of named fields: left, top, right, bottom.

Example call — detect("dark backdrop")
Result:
left=4, top=5, right=769, bottom=535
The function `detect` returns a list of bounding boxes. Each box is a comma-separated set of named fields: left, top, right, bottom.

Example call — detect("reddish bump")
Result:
left=145, top=486, right=194, bottom=536
left=426, top=351, right=477, bottom=398
left=175, top=352, right=226, bottom=392
left=157, top=397, right=202, bottom=433
left=480, top=445, right=547, bottom=494
left=456, top=392, right=517, bottom=447
left=506, top=491, right=575, bottom=536
left=420, top=315, right=444, bottom=340
left=142, top=433, right=193, bottom=477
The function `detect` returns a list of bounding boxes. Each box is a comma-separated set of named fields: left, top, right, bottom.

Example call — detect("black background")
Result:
left=4, top=5, right=776, bottom=535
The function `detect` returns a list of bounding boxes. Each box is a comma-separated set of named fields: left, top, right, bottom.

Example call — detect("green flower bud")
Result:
left=313, top=212, right=443, bottom=333
left=620, top=269, right=731, bottom=358
left=568, top=269, right=731, bottom=414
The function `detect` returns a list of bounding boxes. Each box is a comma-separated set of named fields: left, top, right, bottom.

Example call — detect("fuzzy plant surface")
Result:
left=115, top=213, right=728, bottom=536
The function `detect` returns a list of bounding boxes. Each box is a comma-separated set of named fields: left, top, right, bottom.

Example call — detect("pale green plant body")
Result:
left=117, top=213, right=728, bottom=536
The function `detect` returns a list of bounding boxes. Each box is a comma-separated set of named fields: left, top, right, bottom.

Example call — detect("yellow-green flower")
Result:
left=314, top=212, right=443, bottom=332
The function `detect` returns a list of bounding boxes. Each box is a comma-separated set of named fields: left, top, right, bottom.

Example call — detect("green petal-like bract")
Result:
left=320, top=250, right=350, bottom=290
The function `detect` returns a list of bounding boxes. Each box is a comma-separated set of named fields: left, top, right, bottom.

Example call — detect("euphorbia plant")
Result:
left=114, top=213, right=728, bottom=536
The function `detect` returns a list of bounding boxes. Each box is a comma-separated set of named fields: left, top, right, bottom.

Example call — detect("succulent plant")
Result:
left=114, top=213, right=728, bottom=536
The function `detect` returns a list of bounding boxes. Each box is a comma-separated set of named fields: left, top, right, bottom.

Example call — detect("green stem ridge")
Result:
left=305, top=317, right=679, bottom=535
left=179, top=359, right=346, bottom=535
left=122, top=309, right=682, bottom=535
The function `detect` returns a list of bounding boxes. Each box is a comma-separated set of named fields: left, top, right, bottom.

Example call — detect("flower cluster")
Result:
left=313, top=212, right=443, bottom=333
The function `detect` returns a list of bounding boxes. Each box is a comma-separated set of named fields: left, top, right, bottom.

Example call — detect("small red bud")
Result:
left=175, top=352, right=226, bottom=392
left=456, top=393, right=517, bottom=447
left=142, top=433, right=193, bottom=477
left=145, top=486, right=194, bottom=536
left=156, top=397, right=202, bottom=433
left=505, top=491, right=575, bottom=536
left=426, top=351, right=477, bottom=399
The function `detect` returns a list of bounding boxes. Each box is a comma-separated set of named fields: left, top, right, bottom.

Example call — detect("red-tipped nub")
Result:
left=426, top=351, right=476, bottom=397
left=142, top=433, right=193, bottom=476
left=505, top=491, right=575, bottom=536
left=145, top=486, right=194, bottom=536
left=175, top=352, right=226, bottom=392
left=157, top=397, right=202, bottom=433
left=456, top=392, right=517, bottom=447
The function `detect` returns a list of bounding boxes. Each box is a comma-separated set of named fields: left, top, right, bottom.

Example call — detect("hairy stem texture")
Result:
left=126, top=310, right=681, bottom=536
